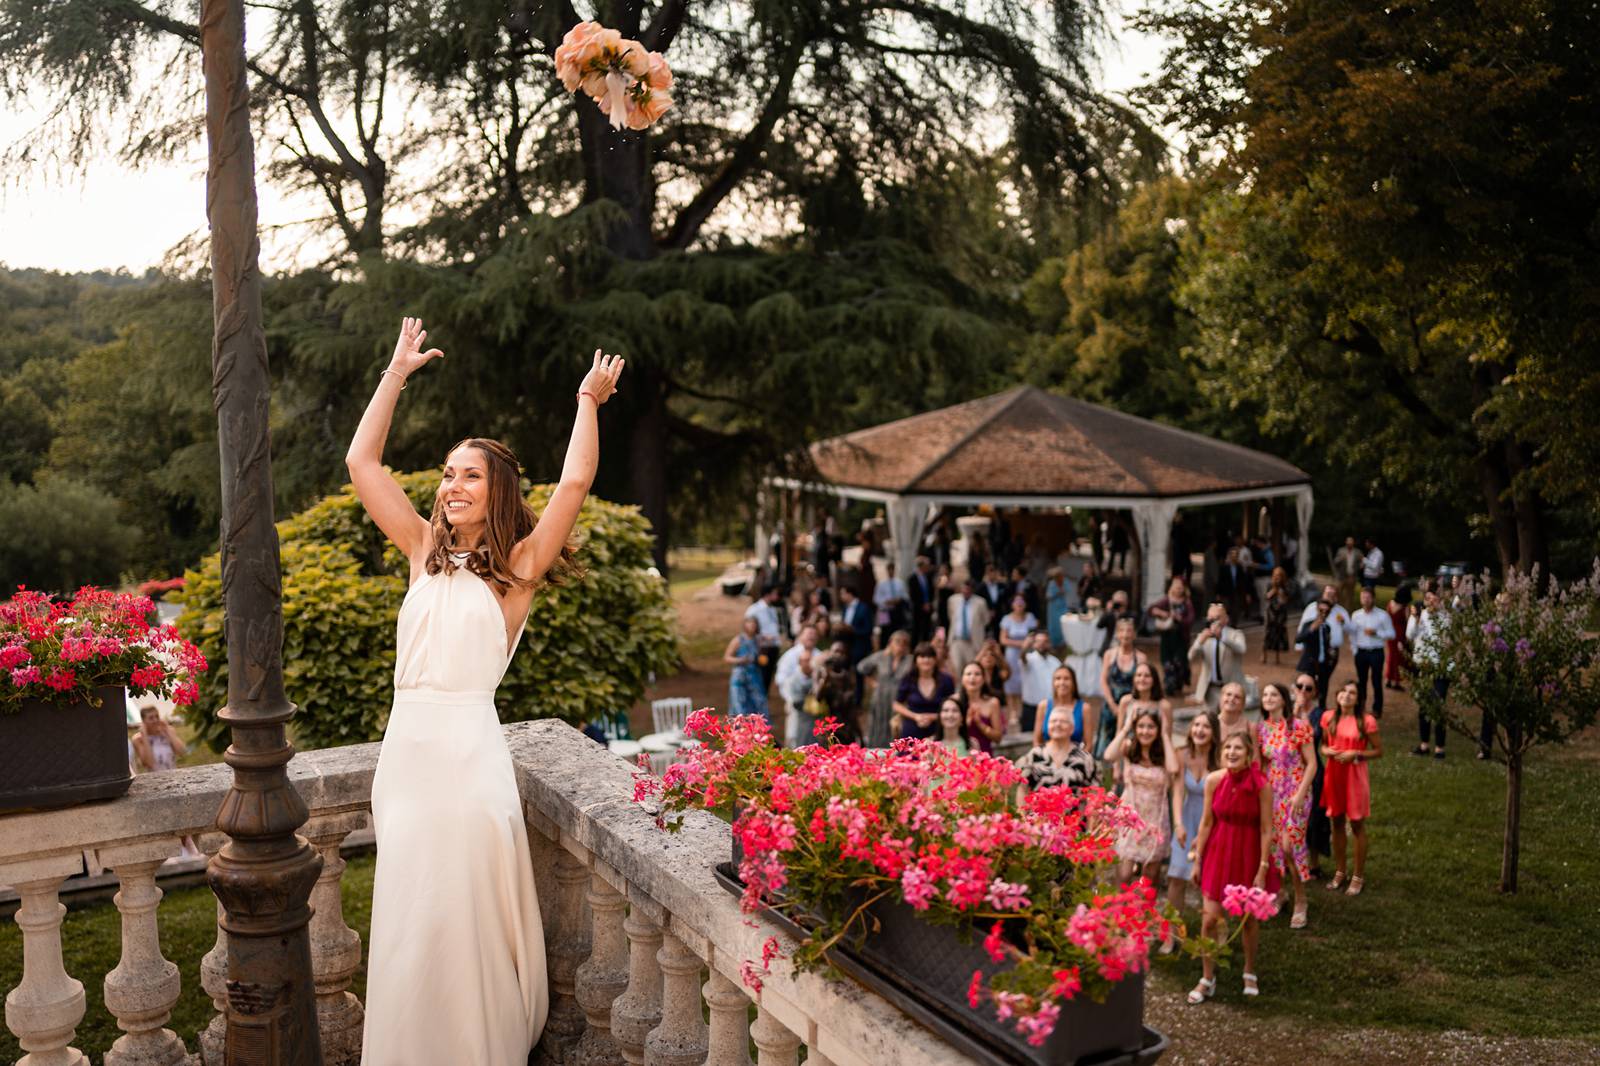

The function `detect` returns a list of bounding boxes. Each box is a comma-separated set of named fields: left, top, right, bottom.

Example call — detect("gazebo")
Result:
left=777, top=386, right=1313, bottom=606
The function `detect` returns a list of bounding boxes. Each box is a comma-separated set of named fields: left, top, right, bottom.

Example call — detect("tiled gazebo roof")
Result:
left=808, top=386, right=1309, bottom=499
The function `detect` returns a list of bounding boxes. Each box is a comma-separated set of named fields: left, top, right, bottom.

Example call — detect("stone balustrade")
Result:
left=3, top=720, right=979, bottom=1065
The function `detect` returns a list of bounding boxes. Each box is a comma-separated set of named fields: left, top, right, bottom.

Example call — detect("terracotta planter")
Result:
left=715, top=860, right=1162, bottom=1065
left=0, top=686, right=132, bottom=813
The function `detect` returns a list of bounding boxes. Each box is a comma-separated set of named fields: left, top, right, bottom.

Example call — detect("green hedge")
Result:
left=175, top=472, right=676, bottom=751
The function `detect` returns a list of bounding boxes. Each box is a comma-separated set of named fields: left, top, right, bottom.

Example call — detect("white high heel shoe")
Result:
left=1186, top=977, right=1216, bottom=1005
left=1243, top=972, right=1260, bottom=997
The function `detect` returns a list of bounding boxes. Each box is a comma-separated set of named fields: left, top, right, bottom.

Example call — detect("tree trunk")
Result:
left=626, top=363, right=672, bottom=573
left=1500, top=746, right=1523, bottom=893
left=575, top=42, right=673, bottom=569
left=1504, top=441, right=1550, bottom=578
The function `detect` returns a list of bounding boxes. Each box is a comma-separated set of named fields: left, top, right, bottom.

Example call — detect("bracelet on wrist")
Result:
left=577, top=389, right=600, bottom=405
left=381, top=369, right=407, bottom=391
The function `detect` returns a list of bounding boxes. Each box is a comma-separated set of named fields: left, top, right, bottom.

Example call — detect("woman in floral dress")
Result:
left=1256, top=682, right=1316, bottom=928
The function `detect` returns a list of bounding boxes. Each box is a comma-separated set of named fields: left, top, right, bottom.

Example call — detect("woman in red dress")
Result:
left=1321, top=679, right=1384, bottom=895
left=1185, top=730, right=1278, bottom=1003
left=1384, top=585, right=1412, bottom=690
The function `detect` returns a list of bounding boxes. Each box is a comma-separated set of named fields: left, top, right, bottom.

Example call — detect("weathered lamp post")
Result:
left=200, top=0, right=325, bottom=1061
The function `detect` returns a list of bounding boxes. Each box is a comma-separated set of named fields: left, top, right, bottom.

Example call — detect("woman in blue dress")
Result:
left=724, top=616, right=770, bottom=721
left=1044, top=566, right=1070, bottom=649
left=1164, top=708, right=1220, bottom=952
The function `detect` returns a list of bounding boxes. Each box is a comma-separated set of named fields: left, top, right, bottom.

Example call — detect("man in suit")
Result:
left=946, top=578, right=991, bottom=679
left=837, top=585, right=874, bottom=665
left=1296, top=598, right=1340, bottom=708
left=907, top=555, right=938, bottom=644
left=1189, top=599, right=1247, bottom=710
left=980, top=564, right=1011, bottom=638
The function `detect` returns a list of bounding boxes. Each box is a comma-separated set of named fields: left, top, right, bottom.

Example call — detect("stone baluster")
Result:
left=196, top=834, right=229, bottom=1066
left=748, top=1007, right=800, bottom=1066
left=609, top=908, right=663, bottom=1065
left=701, top=971, right=752, bottom=1066
left=573, top=871, right=629, bottom=1065
left=1, top=855, right=88, bottom=1066
left=99, top=840, right=188, bottom=1066
left=643, top=933, right=707, bottom=1066
left=198, top=893, right=228, bottom=1066
left=535, top=843, right=593, bottom=1064
left=305, top=812, right=368, bottom=1065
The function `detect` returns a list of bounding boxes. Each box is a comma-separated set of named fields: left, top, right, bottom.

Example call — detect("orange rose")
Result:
left=554, top=21, right=604, bottom=92
left=626, top=90, right=672, bottom=129
left=645, top=51, right=673, bottom=92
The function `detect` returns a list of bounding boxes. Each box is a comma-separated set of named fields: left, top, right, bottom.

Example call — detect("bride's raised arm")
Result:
left=344, top=317, right=442, bottom=560
left=513, top=349, right=625, bottom=582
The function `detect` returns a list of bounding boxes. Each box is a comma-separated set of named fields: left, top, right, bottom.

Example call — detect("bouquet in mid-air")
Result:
left=554, top=21, right=673, bottom=131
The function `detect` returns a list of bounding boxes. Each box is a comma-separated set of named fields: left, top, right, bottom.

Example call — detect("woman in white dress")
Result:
left=346, top=317, right=624, bottom=1065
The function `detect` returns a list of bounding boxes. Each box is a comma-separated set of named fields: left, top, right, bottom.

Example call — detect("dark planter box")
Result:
left=716, top=859, right=1159, bottom=1065
left=0, top=686, right=132, bottom=813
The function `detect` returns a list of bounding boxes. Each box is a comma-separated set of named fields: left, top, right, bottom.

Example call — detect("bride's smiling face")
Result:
left=439, top=446, right=491, bottom=528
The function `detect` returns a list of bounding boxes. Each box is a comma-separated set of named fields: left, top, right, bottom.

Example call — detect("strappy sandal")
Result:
left=1325, top=870, right=1346, bottom=891
left=1186, top=977, right=1216, bottom=1005
left=1290, top=903, right=1308, bottom=929
left=1242, top=972, right=1260, bottom=997
left=1345, top=875, right=1365, bottom=896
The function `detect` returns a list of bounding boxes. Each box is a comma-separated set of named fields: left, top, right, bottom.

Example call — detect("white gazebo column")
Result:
left=1294, top=485, right=1315, bottom=592
left=1131, top=499, right=1179, bottom=607
left=884, top=497, right=924, bottom=587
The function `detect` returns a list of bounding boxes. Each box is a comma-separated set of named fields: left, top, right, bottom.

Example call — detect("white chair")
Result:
left=651, top=697, right=694, bottom=736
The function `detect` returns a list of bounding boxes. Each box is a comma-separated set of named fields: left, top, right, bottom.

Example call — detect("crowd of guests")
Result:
left=723, top=520, right=1475, bottom=1002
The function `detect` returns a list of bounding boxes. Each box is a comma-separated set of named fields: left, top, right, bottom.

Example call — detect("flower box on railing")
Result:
left=0, top=686, right=132, bottom=812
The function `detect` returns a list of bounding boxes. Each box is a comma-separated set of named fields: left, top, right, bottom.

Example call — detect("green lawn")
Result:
left=1154, top=714, right=1600, bottom=1039
left=0, top=853, right=376, bottom=1063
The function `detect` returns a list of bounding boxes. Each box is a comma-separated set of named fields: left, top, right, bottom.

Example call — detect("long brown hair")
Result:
left=424, top=437, right=583, bottom=594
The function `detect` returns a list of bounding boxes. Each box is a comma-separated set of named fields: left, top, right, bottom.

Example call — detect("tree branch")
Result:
left=644, top=0, right=689, bottom=52
left=661, top=33, right=806, bottom=250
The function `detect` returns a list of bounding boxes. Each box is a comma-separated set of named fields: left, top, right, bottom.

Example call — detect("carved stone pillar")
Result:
left=573, top=874, right=629, bottom=1066
left=1, top=856, right=88, bottom=1066
left=304, top=812, right=367, bottom=1065
left=748, top=1007, right=799, bottom=1066
left=643, top=933, right=706, bottom=1066
left=100, top=840, right=188, bottom=1066
left=534, top=845, right=592, bottom=1064
left=609, top=910, right=663, bottom=1065
left=701, top=971, right=752, bottom=1066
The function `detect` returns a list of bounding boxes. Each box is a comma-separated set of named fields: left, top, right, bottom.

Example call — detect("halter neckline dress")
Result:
left=361, top=553, right=548, bottom=1065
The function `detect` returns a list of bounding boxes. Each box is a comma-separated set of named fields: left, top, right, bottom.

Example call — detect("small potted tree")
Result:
left=1, top=585, right=208, bottom=812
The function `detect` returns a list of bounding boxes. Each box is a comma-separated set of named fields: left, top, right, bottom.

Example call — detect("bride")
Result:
left=345, top=317, right=624, bottom=1064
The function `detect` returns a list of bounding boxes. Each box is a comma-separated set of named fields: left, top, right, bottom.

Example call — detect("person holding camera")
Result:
left=1189, top=600, right=1247, bottom=711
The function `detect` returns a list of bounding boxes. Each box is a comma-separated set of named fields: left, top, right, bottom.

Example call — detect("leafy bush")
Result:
left=0, top=478, right=135, bottom=594
left=176, top=472, right=676, bottom=751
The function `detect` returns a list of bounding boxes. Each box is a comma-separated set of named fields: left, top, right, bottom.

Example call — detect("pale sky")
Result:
left=0, top=12, right=1172, bottom=274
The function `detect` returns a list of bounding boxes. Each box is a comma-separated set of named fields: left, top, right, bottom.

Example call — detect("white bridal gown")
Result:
left=361, top=554, right=548, bottom=1065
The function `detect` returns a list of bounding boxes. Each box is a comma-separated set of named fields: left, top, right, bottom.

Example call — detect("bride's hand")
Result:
left=578, top=349, right=625, bottom=404
left=388, top=317, right=444, bottom=380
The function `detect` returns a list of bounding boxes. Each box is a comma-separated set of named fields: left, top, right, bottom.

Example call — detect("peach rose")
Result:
left=617, top=39, right=651, bottom=80
left=626, top=90, right=673, bottom=129
left=554, top=21, right=604, bottom=92
left=645, top=51, right=673, bottom=92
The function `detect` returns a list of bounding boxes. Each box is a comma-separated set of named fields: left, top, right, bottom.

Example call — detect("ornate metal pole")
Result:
left=200, top=1, right=325, bottom=1062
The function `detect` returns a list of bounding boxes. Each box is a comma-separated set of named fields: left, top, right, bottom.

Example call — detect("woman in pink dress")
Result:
left=1321, top=679, right=1383, bottom=895
left=1186, top=730, right=1278, bottom=1003
left=1257, top=682, right=1316, bottom=928
left=1103, top=707, right=1177, bottom=883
